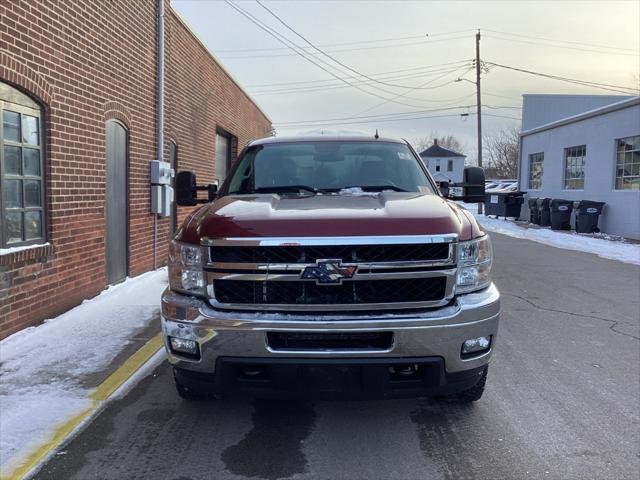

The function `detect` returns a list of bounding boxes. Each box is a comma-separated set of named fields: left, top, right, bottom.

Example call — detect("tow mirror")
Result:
left=448, top=167, right=485, bottom=203
left=176, top=171, right=218, bottom=206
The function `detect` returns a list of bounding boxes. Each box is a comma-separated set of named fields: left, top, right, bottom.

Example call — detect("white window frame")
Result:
left=563, top=145, right=586, bottom=190
left=1, top=83, right=46, bottom=248
left=528, top=152, right=544, bottom=190
left=614, top=135, right=640, bottom=190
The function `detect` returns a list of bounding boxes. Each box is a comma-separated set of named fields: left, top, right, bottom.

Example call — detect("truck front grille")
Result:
left=204, top=235, right=457, bottom=312
left=211, top=243, right=449, bottom=264
left=213, top=277, right=447, bottom=306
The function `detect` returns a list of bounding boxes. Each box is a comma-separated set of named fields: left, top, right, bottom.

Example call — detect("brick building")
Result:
left=0, top=0, right=271, bottom=338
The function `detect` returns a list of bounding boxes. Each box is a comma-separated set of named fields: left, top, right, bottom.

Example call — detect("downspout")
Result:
left=154, top=0, right=165, bottom=270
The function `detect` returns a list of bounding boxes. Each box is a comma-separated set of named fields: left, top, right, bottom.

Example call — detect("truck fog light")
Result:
left=181, top=269, right=205, bottom=291
left=462, top=336, right=491, bottom=356
left=169, top=336, right=199, bottom=356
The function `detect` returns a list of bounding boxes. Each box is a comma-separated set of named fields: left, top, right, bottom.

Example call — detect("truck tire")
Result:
left=456, top=366, right=488, bottom=402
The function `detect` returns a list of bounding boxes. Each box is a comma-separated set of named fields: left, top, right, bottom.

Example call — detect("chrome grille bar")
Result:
left=203, top=235, right=458, bottom=311
left=203, top=234, right=458, bottom=247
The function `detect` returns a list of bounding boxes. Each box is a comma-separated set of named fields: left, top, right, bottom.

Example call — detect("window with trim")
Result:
left=435, top=159, right=440, bottom=172
left=1, top=82, right=46, bottom=248
left=615, top=135, right=640, bottom=190
left=564, top=145, right=586, bottom=190
left=447, top=159, right=453, bottom=172
left=528, top=152, right=544, bottom=189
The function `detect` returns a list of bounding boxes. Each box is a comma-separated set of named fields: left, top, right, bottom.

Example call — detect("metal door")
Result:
left=105, top=120, right=128, bottom=284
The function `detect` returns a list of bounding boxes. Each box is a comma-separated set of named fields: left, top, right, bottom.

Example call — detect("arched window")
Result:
left=0, top=81, right=45, bottom=248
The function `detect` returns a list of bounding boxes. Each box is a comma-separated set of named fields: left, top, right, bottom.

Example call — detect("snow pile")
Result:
left=462, top=205, right=640, bottom=265
left=0, top=269, right=167, bottom=471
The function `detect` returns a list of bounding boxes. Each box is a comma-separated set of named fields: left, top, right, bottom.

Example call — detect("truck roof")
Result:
left=248, top=135, right=407, bottom=146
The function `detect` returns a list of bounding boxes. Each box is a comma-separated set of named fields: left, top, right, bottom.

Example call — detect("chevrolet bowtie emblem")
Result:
left=301, top=259, right=358, bottom=285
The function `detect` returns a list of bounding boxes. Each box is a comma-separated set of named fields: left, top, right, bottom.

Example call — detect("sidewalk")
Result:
left=0, top=269, right=168, bottom=478
left=459, top=203, right=640, bottom=266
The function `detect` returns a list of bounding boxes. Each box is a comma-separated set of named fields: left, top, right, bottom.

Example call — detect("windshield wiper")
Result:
left=250, top=185, right=326, bottom=194
left=344, top=184, right=408, bottom=192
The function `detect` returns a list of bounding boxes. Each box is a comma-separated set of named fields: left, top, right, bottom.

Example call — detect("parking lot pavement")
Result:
left=33, top=233, right=640, bottom=480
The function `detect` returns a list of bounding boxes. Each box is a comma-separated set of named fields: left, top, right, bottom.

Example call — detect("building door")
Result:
left=215, top=131, right=231, bottom=184
left=105, top=120, right=128, bottom=285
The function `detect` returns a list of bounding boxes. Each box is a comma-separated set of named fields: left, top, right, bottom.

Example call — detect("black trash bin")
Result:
left=484, top=193, right=499, bottom=217
left=550, top=199, right=573, bottom=230
left=537, top=198, right=551, bottom=227
left=528, top=197, right=539, bottom=224
left=575, top=200, right=606, bottom=233
left=484, top=192, right=524, bottom=219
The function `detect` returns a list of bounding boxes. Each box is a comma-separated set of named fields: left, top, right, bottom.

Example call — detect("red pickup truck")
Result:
left=161, top=136, right=499, bottom=401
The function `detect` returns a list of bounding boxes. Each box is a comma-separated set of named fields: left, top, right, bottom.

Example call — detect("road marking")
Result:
left=1, top=333, right=164, bottom=480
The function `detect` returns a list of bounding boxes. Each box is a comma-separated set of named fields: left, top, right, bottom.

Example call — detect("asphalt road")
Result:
left=34, top=233, right=640, bottom=480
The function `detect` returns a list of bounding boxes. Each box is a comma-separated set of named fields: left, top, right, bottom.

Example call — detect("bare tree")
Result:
left=483, top=125, right=520, bottom=179
left=412, top=132, right=466, bottom=155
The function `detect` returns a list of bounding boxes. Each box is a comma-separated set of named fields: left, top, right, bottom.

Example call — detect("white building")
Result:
left=518, top=95, right=640, bottom=239
left=419, top=140, right=466, bottom=185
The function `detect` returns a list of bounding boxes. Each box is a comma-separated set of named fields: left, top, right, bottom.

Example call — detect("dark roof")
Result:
left=249, top=135, right=405, bottom=146
left=419, top=140, right=465, bottom=158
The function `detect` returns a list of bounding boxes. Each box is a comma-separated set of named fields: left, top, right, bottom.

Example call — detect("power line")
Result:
left=217, top=29, right=477, bottom=53
left=220, top=35, right=472, bottom=59
left=483, top=29, right=638, bottom=53
left=484, top=34, right=640, bottom=57
left=275, top=109, right=522, bottom=128
left=485, top=61, right=640, bottom=95
left=353, top=66, right=475, bottom=116
left=245, top=60, right=472, bottom=89
left=484, top=91, right=521, bottom=101
left=275, top=112, right=471, bottom=129
left=250, top=65, right=472, bottom=95
left=273, top=105, right=475, bottom=126
left=224, top=1, right=440, bottom=109
left=483, top=113, right=521, bottom=121
left=254, top=0, right=468, bottom=91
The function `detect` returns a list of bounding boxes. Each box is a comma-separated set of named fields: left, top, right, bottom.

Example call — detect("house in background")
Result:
left=419, top=140, right=466, bottom=185
left=518, top=95, right=639, bottom=239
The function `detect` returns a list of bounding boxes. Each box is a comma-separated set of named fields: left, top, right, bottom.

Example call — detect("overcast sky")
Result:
left=172, top=0, right=639, bottom=158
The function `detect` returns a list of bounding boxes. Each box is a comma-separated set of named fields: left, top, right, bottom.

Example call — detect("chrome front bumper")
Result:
left=161, top=283, right=500, bottom=375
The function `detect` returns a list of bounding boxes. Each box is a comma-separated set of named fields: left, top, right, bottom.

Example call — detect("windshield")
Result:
left=225, top=141, right=436, bottom=195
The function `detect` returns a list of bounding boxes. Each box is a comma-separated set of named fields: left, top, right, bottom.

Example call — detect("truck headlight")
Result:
left=456, top=235, right=492, bottom=294
left=168, top=240, right=206, bottom=296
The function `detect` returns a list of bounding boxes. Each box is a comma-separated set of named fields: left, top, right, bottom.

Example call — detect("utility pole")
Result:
left=475, top=29, right=483, bottom=214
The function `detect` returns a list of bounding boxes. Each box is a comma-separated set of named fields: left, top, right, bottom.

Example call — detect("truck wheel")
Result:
left=456, top=366, right=488, bottom=402
left=173, top=368, right=205, bottom=401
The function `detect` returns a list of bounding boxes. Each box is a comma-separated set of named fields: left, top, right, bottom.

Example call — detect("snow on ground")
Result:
left=460, top=204, right=640, bottom=265
left=0, top=269, right=167, bottom=471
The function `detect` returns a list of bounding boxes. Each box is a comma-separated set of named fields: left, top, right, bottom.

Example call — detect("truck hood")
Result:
left=177, top=193, right=483, bottom=243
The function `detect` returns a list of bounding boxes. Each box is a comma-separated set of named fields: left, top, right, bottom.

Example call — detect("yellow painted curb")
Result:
left=1, top=333, right=164, bottom=480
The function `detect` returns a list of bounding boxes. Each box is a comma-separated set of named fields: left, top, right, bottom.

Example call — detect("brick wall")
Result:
left=0, top=0, right=271, bottom=338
